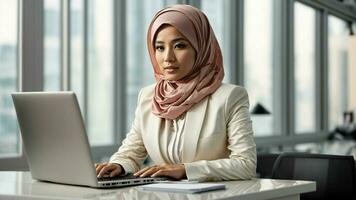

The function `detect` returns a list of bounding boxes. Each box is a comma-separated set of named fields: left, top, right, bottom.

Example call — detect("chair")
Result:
left=271, top=152, right=356, bottom=200
left=256, top=153, right=279, bottom=178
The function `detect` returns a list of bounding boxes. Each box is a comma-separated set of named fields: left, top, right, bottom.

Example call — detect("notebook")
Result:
left=11, top=91, right=167, bottom=188
left=138, top=182, right=226, bottom=193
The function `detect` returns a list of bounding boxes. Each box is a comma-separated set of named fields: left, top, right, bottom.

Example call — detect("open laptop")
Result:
left=11, top=91, right=167, bottom=188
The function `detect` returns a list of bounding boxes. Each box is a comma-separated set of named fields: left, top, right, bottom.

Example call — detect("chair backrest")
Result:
left=256, top=153, right=280, bottom=178
left=271, top=152, right=356, bottom=200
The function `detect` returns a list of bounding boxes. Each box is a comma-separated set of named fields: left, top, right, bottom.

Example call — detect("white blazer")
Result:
left=110, top=83, right=256, bottom=181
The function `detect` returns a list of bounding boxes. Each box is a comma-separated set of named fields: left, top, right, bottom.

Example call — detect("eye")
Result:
left=155, top=45, right=164, bottom=52
left=174, top=43, right=187, bottom=49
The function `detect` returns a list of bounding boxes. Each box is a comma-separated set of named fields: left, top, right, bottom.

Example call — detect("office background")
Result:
left=0, top=0, right=355, bottom=170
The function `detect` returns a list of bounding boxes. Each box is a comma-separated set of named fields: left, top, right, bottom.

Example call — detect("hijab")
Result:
left=147, top=4, right=224, bottom=120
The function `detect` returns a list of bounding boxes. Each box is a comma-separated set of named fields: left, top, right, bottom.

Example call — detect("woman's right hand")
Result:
left=95, top=163, right=123, bottom=178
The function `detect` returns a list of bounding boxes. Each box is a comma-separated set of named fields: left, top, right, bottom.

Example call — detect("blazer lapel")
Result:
left=182, top=97, right=208, bottom=162
left=146, top=114, right=167, bottom=164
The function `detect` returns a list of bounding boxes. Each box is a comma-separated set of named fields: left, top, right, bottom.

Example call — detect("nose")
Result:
left=164, top=47, right=176, bottom=62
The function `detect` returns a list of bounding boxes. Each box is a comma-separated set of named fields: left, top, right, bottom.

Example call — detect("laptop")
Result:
left=11, top=91, right=167, bottom=188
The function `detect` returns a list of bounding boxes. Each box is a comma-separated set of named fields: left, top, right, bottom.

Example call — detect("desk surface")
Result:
left=0, top=171, right=315, bottom=200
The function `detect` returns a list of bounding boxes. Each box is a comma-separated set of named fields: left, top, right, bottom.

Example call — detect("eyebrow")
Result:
left=155, top=38, right=187, bottom=44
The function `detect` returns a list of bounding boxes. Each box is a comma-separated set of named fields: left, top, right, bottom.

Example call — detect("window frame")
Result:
left=0, top=0, right=44, bottom=170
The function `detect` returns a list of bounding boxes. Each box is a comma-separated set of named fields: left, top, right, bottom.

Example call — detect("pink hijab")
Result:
left=147, top=4, right=224, bottom=120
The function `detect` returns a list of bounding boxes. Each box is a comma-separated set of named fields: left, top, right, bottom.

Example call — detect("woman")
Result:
left=96, top=4, right=256, bottom=181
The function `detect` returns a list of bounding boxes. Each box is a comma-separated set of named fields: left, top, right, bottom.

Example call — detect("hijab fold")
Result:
left=147, top=5, right=224, bottom=120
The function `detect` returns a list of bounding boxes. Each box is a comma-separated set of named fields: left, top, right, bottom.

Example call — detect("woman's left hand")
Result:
left=134, top=164, right=187, bottom=180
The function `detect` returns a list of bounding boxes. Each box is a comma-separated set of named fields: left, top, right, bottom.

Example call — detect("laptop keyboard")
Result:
left=97, top=173, right=140, bottom=182
left=97, top=173, right=172, bottom=187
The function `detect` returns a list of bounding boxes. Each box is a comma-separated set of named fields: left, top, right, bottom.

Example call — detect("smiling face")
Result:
left=154, top=25, right=196, bottom=81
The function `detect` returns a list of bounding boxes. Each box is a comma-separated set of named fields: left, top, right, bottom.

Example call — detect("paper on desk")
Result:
left=138, top=182, right=226, bottom=193
left=155, top=179, right=200, bottom=184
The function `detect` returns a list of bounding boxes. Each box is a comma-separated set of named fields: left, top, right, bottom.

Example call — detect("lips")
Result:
left=164, top=66, right=179, bottom=70
left=164, top=66, right=179, bottom=72
left=163, top=66, right=179, bottom=73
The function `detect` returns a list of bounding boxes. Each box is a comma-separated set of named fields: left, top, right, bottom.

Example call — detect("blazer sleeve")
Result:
left=184, top=87, right=257, bottom=181
left=109, top=89, right=148, bottom=174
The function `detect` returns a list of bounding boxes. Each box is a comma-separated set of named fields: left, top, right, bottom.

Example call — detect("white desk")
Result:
left=0, top=171, right=315, bottom=200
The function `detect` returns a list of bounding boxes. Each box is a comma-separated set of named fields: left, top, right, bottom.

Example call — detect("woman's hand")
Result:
left=95, top=163, right=123, bottom=178
left=134, top=164, right=187, bottom=180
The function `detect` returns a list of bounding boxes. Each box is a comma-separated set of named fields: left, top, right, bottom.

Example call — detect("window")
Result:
left=70, top=0, right=85, bottom=111
left=349, top=24, right=356, bottom=112
left=294, top=2, right=317, bottom=134
left=125, top=0, right=164, bottom=131
left=201, top=0, right=231, bottom=83
left=44, top=0, right=61, bottom=91
left=86, top=0, right=114, bottom=145
left=328, top=16, right=349, bottom=130
left=244, top=0, right=275, bottom=136
left=0, top=0, right=19, bottom=156
left=1, top=0, right=355, bottom=164
left=0, top=0, right=19, bottom=157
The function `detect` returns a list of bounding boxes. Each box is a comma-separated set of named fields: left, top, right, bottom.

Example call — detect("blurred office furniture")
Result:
left=271, top=152, right=356, bottom=200
left=251, top=103, right=271, bottom=135
left=328, top=111, right=356, bottom=140
left=251, top=103, right=271, bottom=115
left=256, top=153, right=279, bottom=178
